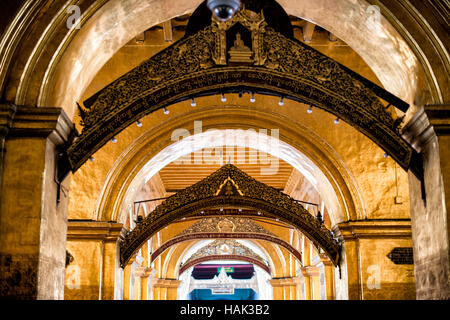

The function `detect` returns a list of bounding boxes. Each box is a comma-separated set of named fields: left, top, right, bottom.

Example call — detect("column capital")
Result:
left=67, top=220, right=126, bottom=242
left=135, top=266, right=155, bottom=278
left=334, top=220, right=412, bottom=240
left=401, top=107, right=433, bottom=153
left=424, top=104, right=450, bottom=136
left=0, top=104, right=16, bottom=137
left=270, top=277, right=298, bottom=286
left=152, top=278, right=181, bottom=288
left=401, top=105, right=450, bottom=153
left=0, top=104, right=74, bottom=145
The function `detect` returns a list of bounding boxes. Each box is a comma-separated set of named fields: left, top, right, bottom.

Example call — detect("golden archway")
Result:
left=62, top=1, right=420, bottom=180
left=120, top=164, right=340, bottom=267
left=149, top=213, right=303, bottom=264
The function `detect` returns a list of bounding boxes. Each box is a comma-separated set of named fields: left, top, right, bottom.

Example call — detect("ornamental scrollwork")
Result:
left=120, top=164, right=341, bottom=267
left=67, top=7, right=415, bottom=174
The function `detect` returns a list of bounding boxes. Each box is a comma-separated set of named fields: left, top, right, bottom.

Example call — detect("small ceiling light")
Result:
left=275, top=218, right=280, bottom=222
left=238, top=208, right=242, bottom=212
left=200, top=210, right=205, bottom=214
left=221, top=93, right=227, bottom=102
left=190, top=97, right=196, bottom=107
left=220, top=208, right=224, bottom=212
left=278, top=96, right=284, bottom=106
left=136, top=120, right=143, bottom=127
left=307, top=105, right=313, bottom=114
left=89, top=156, right=95, bottom=162
left=257, top=211, right=262, bottom=216
left=384, top=153, right=389, bottom=158
left=163, top=107, right=170, bottom=115
left=250, top=92, right=255, bottom=103
left=334, top=117, right=340, bottom=124
left=111, top=137, right=117, bottom=143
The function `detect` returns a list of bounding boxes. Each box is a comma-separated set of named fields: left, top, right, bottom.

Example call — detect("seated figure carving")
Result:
left=228, top=32, right=253, bottom=64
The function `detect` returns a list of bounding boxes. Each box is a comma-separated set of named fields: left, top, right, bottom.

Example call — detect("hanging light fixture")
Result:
left=163, top=107, right=170, bottom=114
left=89, top=156, right=95, bottom=162
left=307, top=105, right=313, bottom=114
left=190, top=97, right=196, bottom=107
left=334, top=117, right=340, bottom=124
left=221, top=92, right=227, bottom=102
left=111, top=137, right=117, bottom=143
left=278, top=96, right=284, bottom=106
left=250, top=92, right=256, bottom=103
left=136, top=120, right=143, bottom=127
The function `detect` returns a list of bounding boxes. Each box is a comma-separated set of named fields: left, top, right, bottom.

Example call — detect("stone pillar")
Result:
left=0, top=105, right=72, bottom=299
left=123, top=262, right=132, bottom=300
left=301, top=266, right=320, bottom=300
left=65, top=221, right=125, bottom=300
left=336, top=220, right=416, bottom=300
left=269, top=278, right=284, bottom=300
left=316, top=254, right=335, bottom=300
left=288, top=280, right=297, bottom=300
left=135, top=266, right=154, bottom=300
left=295, top=268, right=311, bottom=300
left=402, top=105, right=450, bottom=299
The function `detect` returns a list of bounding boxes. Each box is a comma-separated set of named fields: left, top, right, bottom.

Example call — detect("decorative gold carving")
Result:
left=67, top=7, right=415, bottom=173
left=215, top=176, right=243, bottom=196
left=179, top=216, right=276, bottom=236
left=150, top=215, right=303, bottom=264
left=211, top=8, right=267, bottom=66
left=217, top=218, right=236, bottom=233
left=228, top=33, right=253, bottom=64
left=120, top=164, right=340, bottom=267
left=183, top=239, right=268, bottom=267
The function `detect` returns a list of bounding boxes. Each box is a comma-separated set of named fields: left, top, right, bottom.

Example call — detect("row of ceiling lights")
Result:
left=89, top=93, right=390, bottom=161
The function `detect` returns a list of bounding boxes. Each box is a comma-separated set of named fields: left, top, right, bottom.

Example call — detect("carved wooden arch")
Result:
left=179, top=255, right=271, bottom=276
left=62, top=5, right=422, bottom=180
left=150, top=232, right=303, bottom=265
left=178, top=238, right=271, bottom=275
left=120, top=164, right=340, bottom=267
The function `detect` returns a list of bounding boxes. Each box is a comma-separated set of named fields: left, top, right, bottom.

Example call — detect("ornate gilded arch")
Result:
left=120, top=164, right=340, bottom=267
left=179, top=239, right=271, bottom=275
left=61, top=1, right=421, bottom=179
left=150, top=216, right=303, bottom=264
